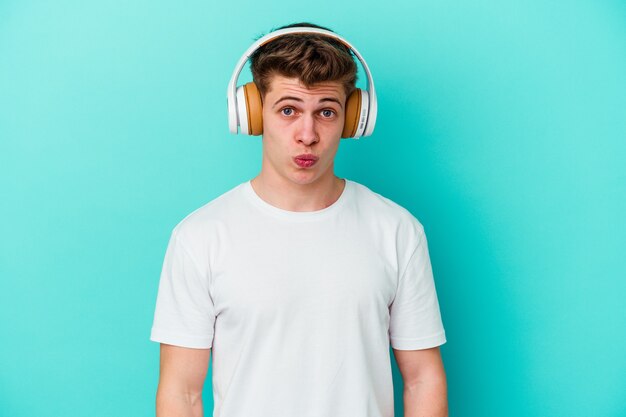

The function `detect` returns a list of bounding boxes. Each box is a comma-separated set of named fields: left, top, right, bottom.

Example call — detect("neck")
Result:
left=250, top=173, right=346, bottom=212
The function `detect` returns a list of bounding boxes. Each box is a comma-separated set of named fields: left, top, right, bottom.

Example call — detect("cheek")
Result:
left=263, top=113, right=291, bottom=137
left=262, top=128, right=290, bottom=159
left=325, top=115, right=345, bottom=134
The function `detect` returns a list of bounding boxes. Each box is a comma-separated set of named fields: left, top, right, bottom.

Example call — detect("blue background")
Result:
left=1, top=1, right=624, bottom=416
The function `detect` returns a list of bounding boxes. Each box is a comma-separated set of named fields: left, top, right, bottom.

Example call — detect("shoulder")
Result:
left=170, top=181, right=247, bottom=243
left=348, top=179, right=425, bottom=235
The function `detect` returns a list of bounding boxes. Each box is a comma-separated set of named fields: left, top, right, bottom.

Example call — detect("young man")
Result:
left=151, top=23, right=448, bottom=417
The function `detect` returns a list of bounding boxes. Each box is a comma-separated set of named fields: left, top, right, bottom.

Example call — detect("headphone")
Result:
left=227, top=27, right=377, bottom=139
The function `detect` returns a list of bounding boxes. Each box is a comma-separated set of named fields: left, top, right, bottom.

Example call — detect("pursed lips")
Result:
left=294, top=154, right=319, bottom=167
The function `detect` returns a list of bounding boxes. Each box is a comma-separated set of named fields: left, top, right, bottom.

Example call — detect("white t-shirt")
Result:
left=150, top=178, right=446, bottom=417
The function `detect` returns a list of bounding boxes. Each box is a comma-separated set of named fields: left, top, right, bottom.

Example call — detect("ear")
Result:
left=342, top=89, right=362, bottom=138
left=243, top=82, right=263, bottom=136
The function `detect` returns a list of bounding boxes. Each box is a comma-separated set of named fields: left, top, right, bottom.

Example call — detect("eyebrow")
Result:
left=272, top=96, right=343, bottom=109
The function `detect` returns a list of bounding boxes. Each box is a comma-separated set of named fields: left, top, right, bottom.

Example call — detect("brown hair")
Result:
left=250, top=22, right=358, bottom=100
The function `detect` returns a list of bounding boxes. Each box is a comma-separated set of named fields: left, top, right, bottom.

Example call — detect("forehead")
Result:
left=265, top=75, right=345, bottom=101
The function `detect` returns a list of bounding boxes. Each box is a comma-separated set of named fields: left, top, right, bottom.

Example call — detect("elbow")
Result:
left=404, top=371, right=447, bottom=393
left=156, top=383, right=203, bottom=415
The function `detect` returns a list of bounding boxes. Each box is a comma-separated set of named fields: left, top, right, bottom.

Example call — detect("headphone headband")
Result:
left=227, top=27, right=377, bottom=138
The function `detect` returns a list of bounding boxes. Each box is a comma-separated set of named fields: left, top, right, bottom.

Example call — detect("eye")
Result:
left=281, top=107, right=295, bottom=116
left=320, top=109, right=336, bottom=118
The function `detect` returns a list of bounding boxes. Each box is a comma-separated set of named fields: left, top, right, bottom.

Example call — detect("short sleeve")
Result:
left=150, top=230, right=216, bottom=349
left=389, top=228, right=446, bottom=350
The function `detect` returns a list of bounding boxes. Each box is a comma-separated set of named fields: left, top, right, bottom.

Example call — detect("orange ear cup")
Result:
left=243, top=82, right=263, bottom=136
left=342, top=89, right=362, bottom=138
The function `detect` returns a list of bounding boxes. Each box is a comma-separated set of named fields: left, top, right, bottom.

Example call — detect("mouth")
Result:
left=294, top=154, right=319, bottom=168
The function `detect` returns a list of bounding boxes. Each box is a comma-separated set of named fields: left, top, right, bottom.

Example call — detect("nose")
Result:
left=295, top=113, right=319, bottom=146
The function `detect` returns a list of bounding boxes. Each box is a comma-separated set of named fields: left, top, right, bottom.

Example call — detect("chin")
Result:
left=288, top=176, right=318, bottom=186
left=287, top=171, right=322, bottom=185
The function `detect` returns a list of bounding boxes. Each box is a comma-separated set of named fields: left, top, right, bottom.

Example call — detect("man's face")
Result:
left=260, top=75, right=347, bottom=187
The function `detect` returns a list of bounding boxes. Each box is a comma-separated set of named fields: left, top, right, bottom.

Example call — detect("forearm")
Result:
left=403, top=376, right=448, bottom=417
left=156, top=385, right=204, bottom=417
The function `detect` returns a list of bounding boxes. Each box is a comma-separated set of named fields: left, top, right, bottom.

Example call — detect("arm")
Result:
left=156, top=344, right=212, bottom=417
left=393, top=346, right=448, bottom=417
